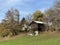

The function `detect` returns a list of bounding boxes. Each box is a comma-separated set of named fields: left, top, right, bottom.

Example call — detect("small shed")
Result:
left=29, top=21, right=46, bottom=32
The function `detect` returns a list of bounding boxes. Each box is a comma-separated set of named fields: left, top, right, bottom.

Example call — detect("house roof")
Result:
left=34, top=21, right=45, bottom=24
left=29, top=21, right=47, bottom=25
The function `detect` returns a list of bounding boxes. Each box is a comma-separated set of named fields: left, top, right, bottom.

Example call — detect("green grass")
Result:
left=0, top=33, right=60, bottom=45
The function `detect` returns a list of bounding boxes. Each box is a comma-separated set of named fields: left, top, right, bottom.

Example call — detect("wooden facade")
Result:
left=29, top=21, right=46, bottom=32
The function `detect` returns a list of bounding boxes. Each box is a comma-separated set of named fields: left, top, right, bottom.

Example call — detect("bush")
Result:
left=0, top=29, right=11, bottom=37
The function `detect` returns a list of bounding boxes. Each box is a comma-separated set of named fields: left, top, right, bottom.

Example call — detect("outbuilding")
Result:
left=29, top=21, right=46, bottom=35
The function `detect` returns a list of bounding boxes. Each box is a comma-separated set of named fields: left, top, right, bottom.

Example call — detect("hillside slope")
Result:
left=0, top=31, right=60, bottom=45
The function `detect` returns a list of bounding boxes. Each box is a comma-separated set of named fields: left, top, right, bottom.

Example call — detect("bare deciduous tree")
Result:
left=5, top=9, right=20, bottom=36
left=45, top=0, right=60, bottom=31
left=25, top=14, right=32, bottom=23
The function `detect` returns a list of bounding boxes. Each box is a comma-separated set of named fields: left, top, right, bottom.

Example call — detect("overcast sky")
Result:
left=0, top=0, right=55, bottom=22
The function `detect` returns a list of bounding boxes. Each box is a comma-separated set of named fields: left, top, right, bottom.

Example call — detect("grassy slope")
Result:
left=0, top=32, right=60, bottom=45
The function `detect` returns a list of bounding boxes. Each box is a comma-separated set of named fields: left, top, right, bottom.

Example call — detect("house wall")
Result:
left=30, top=22, right=46, bottom=32
left=38, top=24, right=45, bottom=32
left=31, top=23, right=38, bottom=31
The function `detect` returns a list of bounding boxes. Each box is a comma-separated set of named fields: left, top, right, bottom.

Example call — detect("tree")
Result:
left=45, top=0, right=60, bottom=31
left=20, top=17, right=28, bottom=31
left=32, top=10, right=44, bottom=21
left=13, top=9, right=20, bottom=24
left=20, top=17, right=26, bottom=26
left=25, top=14, right=32, bottom=23
left=5, top=9, right=20, bottom=36
left=0, top=19, right=11, bottom=37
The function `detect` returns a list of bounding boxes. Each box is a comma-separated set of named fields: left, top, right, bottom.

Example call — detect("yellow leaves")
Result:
left=33, top=10, right=44, bottom=21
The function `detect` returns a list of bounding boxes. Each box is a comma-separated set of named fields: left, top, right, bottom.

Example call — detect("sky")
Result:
left=0, top=0, right=55, bottom=22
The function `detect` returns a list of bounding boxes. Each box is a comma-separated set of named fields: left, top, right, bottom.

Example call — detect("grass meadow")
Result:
left=0, top=31, right=60, bottom=45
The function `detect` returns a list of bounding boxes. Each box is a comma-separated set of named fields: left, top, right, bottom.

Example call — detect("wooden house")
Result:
left=29, top=21, right=46, bottom=33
